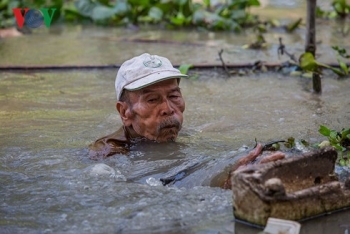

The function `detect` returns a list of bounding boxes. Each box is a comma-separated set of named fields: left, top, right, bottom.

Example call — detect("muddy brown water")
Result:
left=1, top=1, right=350, bottom=233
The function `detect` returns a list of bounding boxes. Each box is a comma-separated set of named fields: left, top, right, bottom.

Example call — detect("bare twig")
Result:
left=218, top=49, right=231, bottom=76
left=278, top=37, right=298, bottom=63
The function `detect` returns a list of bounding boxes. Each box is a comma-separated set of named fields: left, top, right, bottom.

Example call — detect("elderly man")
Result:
left=89, top=53, right=187, bottom=159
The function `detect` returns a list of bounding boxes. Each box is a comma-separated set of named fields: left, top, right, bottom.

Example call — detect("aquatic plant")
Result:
left=178, top=64, right=193, bottom=75
left=318, top=125, right=350, bottom=166
left=0, top=0, right=261, bottom=30
left=319, top=125, right=350, bottom=151
left=332, top=46, right=350, bottom=76
left=299, top=52, right=348, bottom=77
left=317, top=0, right=350, bottom=19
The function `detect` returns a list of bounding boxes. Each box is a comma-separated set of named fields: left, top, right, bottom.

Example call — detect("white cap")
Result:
left=115, top=53, right=188, bottom=100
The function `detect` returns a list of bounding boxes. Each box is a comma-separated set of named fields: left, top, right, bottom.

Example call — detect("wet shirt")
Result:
left=88, top=126, right=131, bottom=160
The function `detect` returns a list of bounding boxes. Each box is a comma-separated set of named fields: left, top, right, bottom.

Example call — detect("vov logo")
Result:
left=12, top=8, right=57, bottom=29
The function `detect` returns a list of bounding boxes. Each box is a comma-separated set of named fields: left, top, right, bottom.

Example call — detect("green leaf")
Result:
left=332, top=45, right=350, bottom=59
left=192, top=9, right=206, bottom=24
left=178, top=64, right=193, bottom=74
left=346, top=160, right=350, bottom=167
left=248, top=0, right=261, bottom=7
left=330, top=130, right=338, bottom=140
left=175, top=0, right=188, bottom=6
left=334, top=144, right=346, bottom=151
left=92, top=5, right=115, bottom=21
left=318, top=140, right=330, bottom=148
left=148, top=6, right=163, bottom=21
left=170, top=12, right=186, bottom=26
left=341, top=128, right=350, bottom=139
left=203, top=0, right=210, bottom=8
left=269, top=19, right=280, bottom=27
left=113, top=1, right=129, bottom=16
left=319, top=125, right=331, bottom=136
left=0, top=0, right=9, bottom=10
left=75, top=0, right=96, bottom=17
left=230, top=10, right=246, bottom=20
left=328, top=66, right=346, bottom=76
left=97, top=0, right=109, bottom=6
left=315, top=59, right=346, bottom=77
left=301, top=72, right=313, bottom=78
left=129, top=0, right=149, bottom=7
left=284, top=137, right=295, bottom=148
left=299, top=52, right=318, bottom=72
left=300, top=139, right=309, bottom=147
left=339, top=60, right=349, bottom=75
left=286, top=18, right=302, bottom=32
left=339, top=158, right=346, bottom=166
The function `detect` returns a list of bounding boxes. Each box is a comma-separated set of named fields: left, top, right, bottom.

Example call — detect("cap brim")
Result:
left=124, top=71, right=188, bottom=91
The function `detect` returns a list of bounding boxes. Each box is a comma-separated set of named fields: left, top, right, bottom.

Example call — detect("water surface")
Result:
left=1, top=69, right=349, bottom=233
left=1, top=0, right=350, bottom=232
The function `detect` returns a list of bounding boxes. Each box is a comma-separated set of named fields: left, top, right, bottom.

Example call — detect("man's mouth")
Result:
left=158, top=118, right=181, bottom=131
left=163, top=124, right=177, bottom=129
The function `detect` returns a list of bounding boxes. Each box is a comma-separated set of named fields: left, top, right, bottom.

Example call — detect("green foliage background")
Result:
left=1, top=0, right=349, bottom=30
left=0, top=0, right=262, bottom=29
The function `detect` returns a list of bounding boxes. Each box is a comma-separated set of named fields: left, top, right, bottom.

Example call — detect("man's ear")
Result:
left=116, top=101, right=133, bottom=127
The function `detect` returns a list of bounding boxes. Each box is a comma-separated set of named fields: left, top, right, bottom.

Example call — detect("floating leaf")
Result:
left=286, top=18, right=302, bottom=32
left=178, top=64, right=193, bottom=75
left=319, top=125, right=331, bottom=136
left=299, top=52, right=318, bottom=72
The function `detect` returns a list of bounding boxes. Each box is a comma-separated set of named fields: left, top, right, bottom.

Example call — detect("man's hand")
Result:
left=222, top=143, right=286, bottom=189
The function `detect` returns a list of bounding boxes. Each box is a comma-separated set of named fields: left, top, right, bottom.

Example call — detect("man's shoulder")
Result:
left=88, top=127, right=130, bottom=160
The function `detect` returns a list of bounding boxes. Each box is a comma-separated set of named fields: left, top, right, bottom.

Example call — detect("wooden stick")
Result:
left=218, top=49, right=230, bottom=76
left=306, top=0, right=321, bottom=93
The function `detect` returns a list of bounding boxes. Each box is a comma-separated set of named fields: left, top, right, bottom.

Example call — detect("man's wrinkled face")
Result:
left=118, top=79, right=185, bottom=142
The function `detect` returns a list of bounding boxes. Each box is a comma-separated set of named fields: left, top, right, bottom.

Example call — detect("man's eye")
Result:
left=170, top=95, right=179, bottom=99
left=148, top=98, right=157, bottom=103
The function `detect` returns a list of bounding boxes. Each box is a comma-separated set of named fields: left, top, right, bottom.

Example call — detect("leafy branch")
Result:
left=318, top=125, right=350, bottom=166
left=318, top=125, right=350, bottom=151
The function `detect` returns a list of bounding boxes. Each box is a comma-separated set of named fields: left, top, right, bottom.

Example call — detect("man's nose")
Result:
left=160, top=99, right=174, bottom=116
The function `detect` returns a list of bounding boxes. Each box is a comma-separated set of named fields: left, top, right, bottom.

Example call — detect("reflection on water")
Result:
left=1, top=68, right=349, bottom=233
